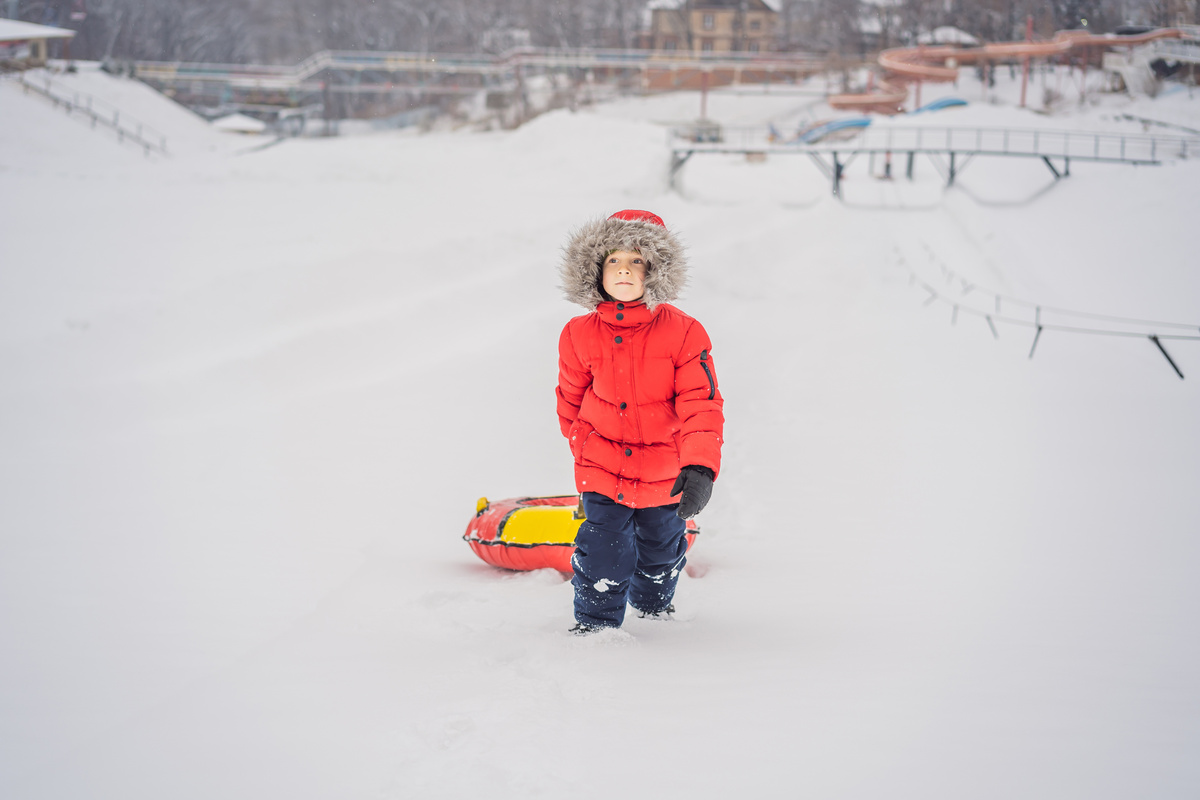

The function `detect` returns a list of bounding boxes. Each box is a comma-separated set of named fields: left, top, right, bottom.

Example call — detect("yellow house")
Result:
left=0, top=18, right=76, bottom=67
left=649, top=0, right=780, bottom=54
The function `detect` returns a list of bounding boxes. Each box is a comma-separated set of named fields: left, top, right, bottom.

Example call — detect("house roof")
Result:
left=917, top=26, right=980, bottom=46
left=0, top=19, right=77, bottom=44
left=212, top=113, right=267, bottom=133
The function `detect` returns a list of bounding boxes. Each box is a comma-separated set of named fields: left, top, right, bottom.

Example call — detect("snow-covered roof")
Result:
left=212, top=113, right=267, bottom=133
left=0, top=19, right=76, bottom=44
left=917, top=26, right=980, bottom=46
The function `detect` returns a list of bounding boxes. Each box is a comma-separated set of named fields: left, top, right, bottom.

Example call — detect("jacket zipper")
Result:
left=700, top=350, right=715, bottom=400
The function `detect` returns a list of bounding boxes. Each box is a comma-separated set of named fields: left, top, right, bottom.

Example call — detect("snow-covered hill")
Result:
left=1, top=66, right=1198, bottom=799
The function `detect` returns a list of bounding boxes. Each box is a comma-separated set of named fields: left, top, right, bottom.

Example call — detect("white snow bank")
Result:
left=0, top=64, right=1198, bottom=800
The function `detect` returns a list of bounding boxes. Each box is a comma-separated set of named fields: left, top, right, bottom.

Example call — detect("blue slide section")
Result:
left=912, top=97, right=967, bottom=114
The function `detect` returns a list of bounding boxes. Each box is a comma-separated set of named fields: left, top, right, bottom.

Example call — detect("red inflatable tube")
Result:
left=464, top=495, right=700, bottom=573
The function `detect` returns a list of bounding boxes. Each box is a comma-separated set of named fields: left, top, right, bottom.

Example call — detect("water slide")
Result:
left=830, top=27, right=1189, bottom=114
left=769, top=116, right=873, bottom=144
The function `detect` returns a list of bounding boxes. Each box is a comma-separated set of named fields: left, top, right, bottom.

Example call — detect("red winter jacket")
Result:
left=557, top=299, right=724, bottom=509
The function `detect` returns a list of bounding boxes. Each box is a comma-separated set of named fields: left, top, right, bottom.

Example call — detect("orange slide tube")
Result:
left=830, top=27, right=1187, bottom=113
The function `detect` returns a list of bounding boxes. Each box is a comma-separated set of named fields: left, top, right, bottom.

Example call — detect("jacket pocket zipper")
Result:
left=700, top=350, right=715, bottom=400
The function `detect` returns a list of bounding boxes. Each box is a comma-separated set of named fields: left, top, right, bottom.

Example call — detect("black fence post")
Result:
left=1150, top=335, right=1185, bottom=379
left=1028, top=326, right=1043, bottom=359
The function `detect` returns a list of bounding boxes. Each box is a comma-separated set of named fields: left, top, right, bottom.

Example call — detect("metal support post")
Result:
left=906, top=151, right=915, bottom=180
left=1029, top=306, right=1043, bottom=358
left=1020, top=16, right=1033, bottom=109
left=1150, top=335, right=1185, bottom=379
left=669, top=150, right=694, bottom=190
left=1028, top=326, right=1043, bottom=359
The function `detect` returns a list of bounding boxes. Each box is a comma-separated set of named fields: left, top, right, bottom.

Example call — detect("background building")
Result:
left=649, top=0, right=781, bottom=54
left=0, top=18, right=75, bottom=67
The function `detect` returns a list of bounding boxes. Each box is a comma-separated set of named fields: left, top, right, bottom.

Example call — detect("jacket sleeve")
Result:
left=673, top=320, right=725, bottom=478
left=556, top=322, right=592, bottom=438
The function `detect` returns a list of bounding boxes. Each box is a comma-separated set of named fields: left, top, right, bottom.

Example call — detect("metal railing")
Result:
left=902, top=253, right=1200, bottom=379
left=669, top=124, right=1200, bottom=163
left=131, top=46, right=829, bottom=88
left=1147, top=38, right=1200, bottom=63
left=14, top=72, right=168, bottom=156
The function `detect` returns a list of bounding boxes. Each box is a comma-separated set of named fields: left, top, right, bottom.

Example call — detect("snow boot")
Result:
left=636, top=604, right=675, bottom=620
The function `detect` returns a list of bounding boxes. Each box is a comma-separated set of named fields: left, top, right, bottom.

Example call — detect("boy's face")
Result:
left=602, top=250, right=647, bottom=304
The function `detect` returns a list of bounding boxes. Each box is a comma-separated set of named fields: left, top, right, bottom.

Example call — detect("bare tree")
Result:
left=27, top=0, right=1187, bottom=65
left=817, top=0, right=862, bottom=54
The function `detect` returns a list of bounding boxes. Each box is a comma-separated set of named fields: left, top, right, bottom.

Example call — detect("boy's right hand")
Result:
left=670, top=465, right=714, bottom=519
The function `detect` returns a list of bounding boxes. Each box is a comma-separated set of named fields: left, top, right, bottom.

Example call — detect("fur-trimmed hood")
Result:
left=558, top=211, right=688, bottom=311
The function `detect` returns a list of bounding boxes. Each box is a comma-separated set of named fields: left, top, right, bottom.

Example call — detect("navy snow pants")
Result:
left=571, top=491, right=689, bottom=628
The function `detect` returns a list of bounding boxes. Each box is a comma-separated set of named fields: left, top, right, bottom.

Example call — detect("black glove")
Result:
left=670, top=465, right=715, bottom=520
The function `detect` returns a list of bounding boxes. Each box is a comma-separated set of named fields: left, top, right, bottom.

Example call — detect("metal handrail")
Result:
left=16, top=72, right=168, bottom=156
left=132, top=46, right=829, bottom=87
left=670, top=123, right=1200, bottom=162
left=1148, top=38, right=1200, bottom=63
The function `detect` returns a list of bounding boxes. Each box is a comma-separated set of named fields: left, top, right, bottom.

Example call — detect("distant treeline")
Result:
left=16, top=0, right=1193, bottom=64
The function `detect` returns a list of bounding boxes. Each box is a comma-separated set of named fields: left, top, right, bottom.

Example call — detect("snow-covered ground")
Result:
left=1, top=64, right=1198, bottom=799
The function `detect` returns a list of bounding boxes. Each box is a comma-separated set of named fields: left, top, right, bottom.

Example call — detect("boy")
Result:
left=556, top=210, right=724, bottom=634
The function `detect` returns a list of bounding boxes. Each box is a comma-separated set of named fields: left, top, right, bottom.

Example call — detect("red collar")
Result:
left=597, top=301, right=654, bottom=327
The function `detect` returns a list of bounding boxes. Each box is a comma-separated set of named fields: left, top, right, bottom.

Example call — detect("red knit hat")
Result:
left=608, top=209, right=666, bottom=228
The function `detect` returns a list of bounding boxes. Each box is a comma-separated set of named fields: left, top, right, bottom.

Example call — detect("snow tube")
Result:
left=464, top=495, right=700, bottom=573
